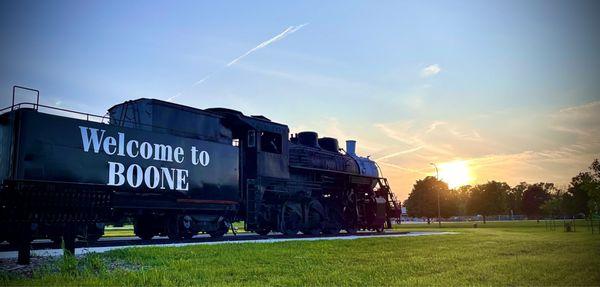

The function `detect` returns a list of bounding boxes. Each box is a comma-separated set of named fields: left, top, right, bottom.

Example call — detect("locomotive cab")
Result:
left=205, top=108, right=290, bottom=234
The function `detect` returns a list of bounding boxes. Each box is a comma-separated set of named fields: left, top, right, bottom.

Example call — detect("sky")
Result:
left=1, top=0, right=599, bottom=200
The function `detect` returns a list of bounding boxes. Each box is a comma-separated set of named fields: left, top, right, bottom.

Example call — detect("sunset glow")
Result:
left=437, top=161, right=473, bottom=189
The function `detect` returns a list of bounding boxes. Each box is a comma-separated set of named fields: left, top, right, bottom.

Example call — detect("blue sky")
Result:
left=1, top=1, right=599, bottom=198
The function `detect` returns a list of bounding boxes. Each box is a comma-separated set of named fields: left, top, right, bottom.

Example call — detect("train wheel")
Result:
left=134, top=218, right=155, bottom=241
left=208, top=221, right=228, bottom=238
left=79, top=223, right=105, bottom=243
left=281, top=201, right=302, bottom=235
left=50, top=236, right=62, bottom=247
left=323, top=208, right=342, bottom=235
left=255, top=227, right=271, bottom=236
left=342, top=191, right=359, bottom=235
left=180, top=215, right=195, bottom=239
left=323, top=227, right=341, bottom=235
left=344, top=228, right=358, bottom=234
left=302, top=200, right=324, bottom=235
left=136, top=230, right=154, bottom=241
left=166, top=216, right=181, bottom=240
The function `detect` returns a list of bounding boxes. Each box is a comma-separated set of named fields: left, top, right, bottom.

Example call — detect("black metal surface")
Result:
left=289, top=142, right=359, bottom=174
left=318, top=137, right=339, bottom=153
left=5, top=109, right=239, bottom=204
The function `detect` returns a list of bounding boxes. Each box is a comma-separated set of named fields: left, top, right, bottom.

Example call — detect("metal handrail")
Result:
left=12, top=86, right=39, bottom=111
left=0, top=102, right=109, bottom=123
left=0, top=101, right=219, bottom=142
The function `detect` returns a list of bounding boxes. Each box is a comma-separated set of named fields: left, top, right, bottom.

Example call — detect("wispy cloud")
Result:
left=549, top=100, right=600, bottom=138
left=425, top=121, right=446, bottom=134
left=373, top=100, right=600, bottom=199
left=420, top=64, right=441, bottom=78
left=168, top=23, right=309, bottom=102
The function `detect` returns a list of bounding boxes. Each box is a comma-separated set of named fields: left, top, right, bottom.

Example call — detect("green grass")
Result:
left=104, top=226, right=134, bottom=237
left=104, top=222, right=247, bottom=237
left=2, top=220, right=599, bottom=286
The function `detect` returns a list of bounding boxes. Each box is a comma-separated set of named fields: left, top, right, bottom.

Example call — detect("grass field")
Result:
left=2, top=220, right=599, bottom=286
left=103, top=221, right=248, bottom=237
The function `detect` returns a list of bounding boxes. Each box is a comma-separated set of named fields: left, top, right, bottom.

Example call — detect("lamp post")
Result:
left=430, top=163, right=441, bottom=228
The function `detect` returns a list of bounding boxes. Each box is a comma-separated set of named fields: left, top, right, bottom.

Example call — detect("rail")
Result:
left=12, top=85, right=39, bottom=111
left=0, top=102, right=220, bottom=142
left=0, top=102, right=110, bottom=123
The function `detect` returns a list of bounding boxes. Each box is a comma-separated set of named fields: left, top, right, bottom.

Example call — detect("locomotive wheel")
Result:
left=136, top=229, right=154, bottom=241
left=79, top=223, right=105, bottom=243
left=344, top=227, right=358, bottom=234
left=323, top=227, right=341, bottom=235
left=323, top=208, right=342, bottom=235
left=50, top=236, right=63, bottom=247
left=302, top=200, right=324, bottom=235
left=255, top=227, right=271, bottom=236
left=167, top=216, right=181, bottom=240
left=85, top=233, right=103, bottom=242
left=208, top=223, right=228, bottom=238
left=342, top=191, right=359, bottom=235
left=180, top=215, right=195, bottom=239
left=134, top=218, right=155, bottom=241
left=281, top=201, right=302, bottom=235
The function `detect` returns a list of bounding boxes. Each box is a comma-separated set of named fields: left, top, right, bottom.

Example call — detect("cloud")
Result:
left=425, top=121, right=447, bottom=134
left=375, top=101, right=600, bottom=200
left=374, top=122, right=455, bottom=156
left=420, top=64, right=441, bottom=78
left=549, top=100, right=600, bottom=138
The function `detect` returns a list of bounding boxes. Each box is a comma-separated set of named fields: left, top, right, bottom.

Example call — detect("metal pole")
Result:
left=431, top=163, right=441, bottom=228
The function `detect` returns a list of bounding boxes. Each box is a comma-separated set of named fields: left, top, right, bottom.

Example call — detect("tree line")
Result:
left=403, top=159, right=600, bottom=223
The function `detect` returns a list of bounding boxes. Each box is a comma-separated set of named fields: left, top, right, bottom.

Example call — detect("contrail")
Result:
left=226, top=23, right=309, bottom=67
left=168, top=23, right=309, bottom=102
left=375, top=146, right=423, bottom=161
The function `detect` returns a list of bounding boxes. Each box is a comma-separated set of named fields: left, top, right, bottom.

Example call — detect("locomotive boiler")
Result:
left=0, top=86, right=400, bottom=264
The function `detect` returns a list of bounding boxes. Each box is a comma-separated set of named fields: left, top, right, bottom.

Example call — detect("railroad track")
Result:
left=0, top=231, right=409, bottom=252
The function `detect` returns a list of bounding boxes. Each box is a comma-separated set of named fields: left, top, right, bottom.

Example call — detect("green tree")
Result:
left=541, top=197, right=561, bottom=218
left=448, top=185, right=471, bottom=217
left=404, top=176, right=449, bottom=223
left=522, top=183, right=553, bottom=219
left=567, top=172, right=594, bottom=216
left=508, top=182, right=527, bottom=215
left=540, top=187, right=568, bottom=218
left=587, top=159, right=600, bottom=216
left=467, top=181, right=510, bottom=223
left=563, top=159, right=600, bottom=217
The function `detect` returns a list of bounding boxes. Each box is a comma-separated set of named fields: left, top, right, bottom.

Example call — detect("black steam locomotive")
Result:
left=0, top=86, right=399, bottom=262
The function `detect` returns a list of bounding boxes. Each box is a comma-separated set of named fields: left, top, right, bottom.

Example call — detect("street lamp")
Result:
left=430, top=163, right=441, bottom=228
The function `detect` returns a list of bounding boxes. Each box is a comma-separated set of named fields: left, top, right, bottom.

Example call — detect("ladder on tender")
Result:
left=380, top=178, right=401, bottom=228
left=245, top=179, right=259, bottom=231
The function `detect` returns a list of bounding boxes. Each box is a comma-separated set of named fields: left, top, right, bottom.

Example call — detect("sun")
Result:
left=436, top=160, right=473, bottom=189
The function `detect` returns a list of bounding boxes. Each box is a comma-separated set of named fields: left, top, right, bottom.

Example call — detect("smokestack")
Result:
left=346, top=140, right=356, bottom=155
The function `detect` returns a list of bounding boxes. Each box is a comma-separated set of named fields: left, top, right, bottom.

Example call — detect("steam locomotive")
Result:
left=0, top=86, right=400, bottom=263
